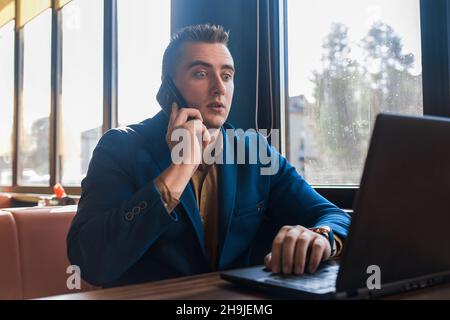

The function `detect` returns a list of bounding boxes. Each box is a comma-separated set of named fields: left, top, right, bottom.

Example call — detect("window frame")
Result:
left=2, top=0, right=450, bottom=205
left=2, top=0, right=117, bottom=195
left=277, top=0, right=450, bottom=208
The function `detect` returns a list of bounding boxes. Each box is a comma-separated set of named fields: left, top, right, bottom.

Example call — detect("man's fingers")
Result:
left=281, top=228, right=302, bottom=274
left=269, top=226, right=332, bottom=275
left=188, top=120, right=205, bottom=142
left=307, top=236, right=326, bottom=274
left=202, top=125, right=211, bottom=149
left=166, top=103, right=179, bottom=138
left=264, top=253, right=272, bottom=269
left=270, top=226, right=291, bottom=274
left=173, top=107, right=203, bottom=127
left=170, top=102, right=178, bottom=123
left=293, top=232, right=313, bottom=275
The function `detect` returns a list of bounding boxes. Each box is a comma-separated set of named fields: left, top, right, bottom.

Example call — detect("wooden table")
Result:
left=43, top=271, right=450, bottom=300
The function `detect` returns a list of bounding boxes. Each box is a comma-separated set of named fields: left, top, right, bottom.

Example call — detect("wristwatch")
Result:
left=309, top=226, right=335, bottom=257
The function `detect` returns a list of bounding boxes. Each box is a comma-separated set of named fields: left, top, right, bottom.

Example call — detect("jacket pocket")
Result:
left=234, top=200, right=265, bottom=217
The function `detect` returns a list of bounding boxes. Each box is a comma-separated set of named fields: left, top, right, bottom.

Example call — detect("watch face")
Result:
left=309, top=226, right=335, bottom=255
left=310, top=226, right=331, bottom=235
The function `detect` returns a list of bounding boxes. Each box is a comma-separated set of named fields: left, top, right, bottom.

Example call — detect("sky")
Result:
left=287, top=0, right=422, bottom=100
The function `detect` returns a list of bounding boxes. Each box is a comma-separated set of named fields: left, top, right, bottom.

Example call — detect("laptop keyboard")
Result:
left=263, top=264, right=339, bottom=293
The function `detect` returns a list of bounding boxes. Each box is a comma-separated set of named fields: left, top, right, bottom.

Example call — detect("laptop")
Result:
left=221, top=113, right=450, bottom=299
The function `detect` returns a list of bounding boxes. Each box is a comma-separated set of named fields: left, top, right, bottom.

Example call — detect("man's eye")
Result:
left=223, top=74, right=233, bottom=81
left=194, top=71, right=207, bottom=78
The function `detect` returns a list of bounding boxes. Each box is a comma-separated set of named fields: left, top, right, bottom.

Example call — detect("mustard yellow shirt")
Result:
left=153, top=130, right=343, bottom=269
left=154, top=164, right=219, bottom=269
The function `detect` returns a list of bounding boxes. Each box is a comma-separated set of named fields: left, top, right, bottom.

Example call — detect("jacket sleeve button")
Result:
left=125, top=212, right=134, bottom=221
left=139, top=201, right=148, bottom=209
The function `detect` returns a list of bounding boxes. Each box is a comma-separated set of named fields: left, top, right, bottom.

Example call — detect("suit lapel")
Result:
left=217, top=126, right=237, bottom=269
left=179, top=182, right=205, bottom=256
left=148, top=112, right=206, bottom=256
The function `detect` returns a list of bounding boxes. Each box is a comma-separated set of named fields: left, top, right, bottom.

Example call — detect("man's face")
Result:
left=173, top=42, right=235, bottom=129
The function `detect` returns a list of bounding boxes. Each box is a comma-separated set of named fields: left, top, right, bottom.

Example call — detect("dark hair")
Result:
left=162, top=24, right=230, bottom=78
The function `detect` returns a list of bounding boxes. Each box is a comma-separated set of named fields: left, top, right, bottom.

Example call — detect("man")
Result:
left=67, top=24, right=351, bottom=287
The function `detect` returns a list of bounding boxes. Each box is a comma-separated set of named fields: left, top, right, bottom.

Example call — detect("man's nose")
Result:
left=210, top=75, right=226, bottom=96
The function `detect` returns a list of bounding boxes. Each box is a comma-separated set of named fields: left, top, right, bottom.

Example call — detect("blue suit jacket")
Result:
left=67, top=111, right=351, bottom=287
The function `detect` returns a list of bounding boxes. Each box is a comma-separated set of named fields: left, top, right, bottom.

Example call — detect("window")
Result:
left=19, top=9, right=52, bottom=186
left=117, top=0, right=171, bottom=126
left=0, top=1, right=172, bottom=192
left=0, top=21, right=15, bottom=186
left=60, top=0, right=103, bottom=185
left=286, top=0, right=423, bottom=185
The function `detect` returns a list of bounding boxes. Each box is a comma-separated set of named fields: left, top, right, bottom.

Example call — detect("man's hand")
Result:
left=157, top=103, right=210, bottom=202
left=264, top=225, right=331, bottom=275
left=166, top=102, right=211, bottom=167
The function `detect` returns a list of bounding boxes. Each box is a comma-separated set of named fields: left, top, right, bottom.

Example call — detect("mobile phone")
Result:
left=156, top=75, right=188, bottom=115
